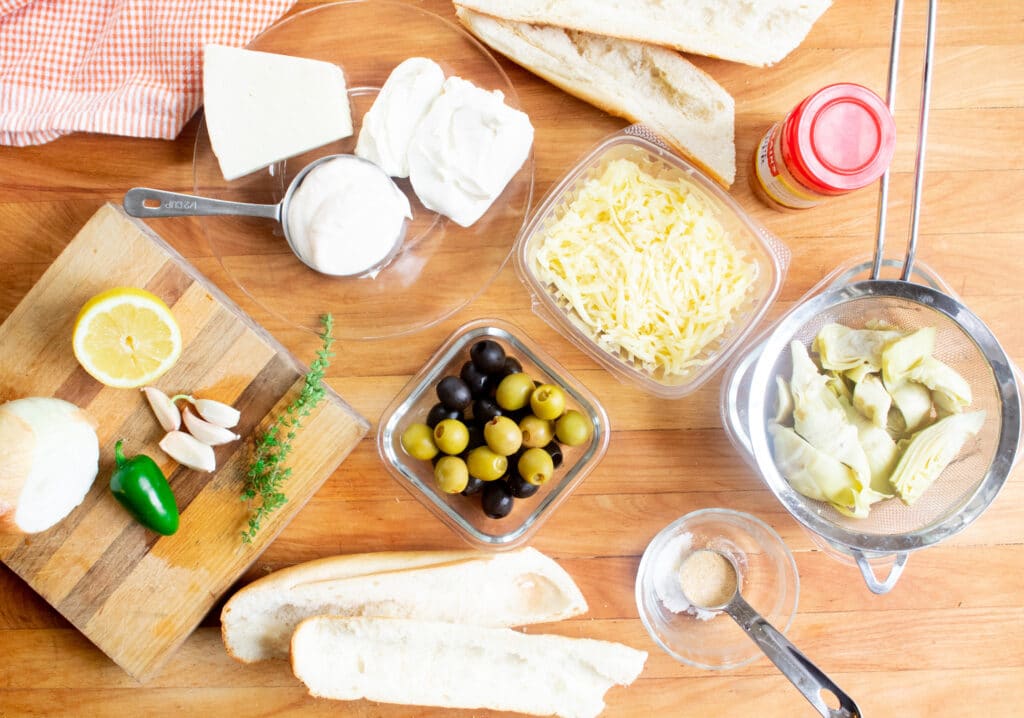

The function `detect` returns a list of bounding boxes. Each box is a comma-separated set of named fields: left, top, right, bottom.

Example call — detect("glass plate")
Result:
left=192, top=0, right=534, bottom=339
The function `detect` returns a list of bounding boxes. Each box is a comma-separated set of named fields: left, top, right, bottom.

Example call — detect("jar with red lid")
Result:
left=752, top=83, right=896, bottom=210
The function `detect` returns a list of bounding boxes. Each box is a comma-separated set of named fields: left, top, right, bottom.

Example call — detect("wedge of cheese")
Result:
left=203, top=44, right=353, bottom=181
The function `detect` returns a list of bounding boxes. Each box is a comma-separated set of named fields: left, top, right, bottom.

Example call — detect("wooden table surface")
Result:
left=2, top=1, right=1022, bottom=716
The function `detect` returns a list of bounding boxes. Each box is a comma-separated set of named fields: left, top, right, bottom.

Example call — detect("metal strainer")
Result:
left=728, top=0, right=1022, bottom=593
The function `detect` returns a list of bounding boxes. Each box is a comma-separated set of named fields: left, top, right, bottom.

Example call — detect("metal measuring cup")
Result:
left=123, top=153, right=407, bottom=277
left=680, top=549, right=861, bottom=718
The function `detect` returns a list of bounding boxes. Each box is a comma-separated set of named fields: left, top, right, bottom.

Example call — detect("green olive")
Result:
left=401, top=422, right=438, bottom=461
left=495, top=372, right=535, bottom=411
left=529, top=383, right=566, bottom=421
left=466, top=446, right=508, bottom=481
left=518, top=414, right=553, bottom=448
left=434, top=456, right=469, bottom=494
left=433, top=419, right=470, bottom=455
left=483, top=416, right=522, bottom=456
left=555, top=410, right=591, bottom=446
left=518, top=447, right=554, bottom=486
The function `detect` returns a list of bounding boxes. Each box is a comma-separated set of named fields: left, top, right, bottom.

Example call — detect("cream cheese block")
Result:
left=202, top=44, right=353, bottom=181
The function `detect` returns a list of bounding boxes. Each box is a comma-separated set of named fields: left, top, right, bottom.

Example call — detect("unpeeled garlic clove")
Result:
left=173, top=394, right=240, bottom=429
left=159, top=431, right=216, bottom=472
left=183, top=406, right=240, bottom=446
left=142, top=387, right=181, bottom=432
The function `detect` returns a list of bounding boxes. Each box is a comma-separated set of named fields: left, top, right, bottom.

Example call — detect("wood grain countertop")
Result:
left=1, top=1, right=1022, bottom=716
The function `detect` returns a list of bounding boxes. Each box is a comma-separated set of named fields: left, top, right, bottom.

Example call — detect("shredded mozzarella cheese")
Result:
left=532, top=158, right=758, bottom=378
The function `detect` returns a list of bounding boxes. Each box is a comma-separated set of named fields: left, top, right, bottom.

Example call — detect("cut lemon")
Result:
left=72, top=287, right=182, bottom=388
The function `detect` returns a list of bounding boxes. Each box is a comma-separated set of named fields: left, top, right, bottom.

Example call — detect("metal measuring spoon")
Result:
left=680, top=549, right=861, bottom=718
left=123, top=153, right=407, bottom=277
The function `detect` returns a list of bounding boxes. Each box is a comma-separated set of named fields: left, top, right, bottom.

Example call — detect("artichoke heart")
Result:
left=881, top=327, right=935, bottom=386
left=887, top=380, right=934, bottom=435
left=889, top=411, right=986, bottom=505
left=838, top=396, right=898, bottom=497
left=852, top=373, right=892, bottom=427
left=769, top=423, right=884, bottom=517
left=813, top=323, right=904, bottom=373
left=789, top=341, right=872, bottom=486
left=774, top=376, right=794, bottom=425
left=907, top=357, right=972, bottom=414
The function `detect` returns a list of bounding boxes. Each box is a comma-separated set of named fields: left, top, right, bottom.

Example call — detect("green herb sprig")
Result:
left=242, top=314, right=334, bottom=543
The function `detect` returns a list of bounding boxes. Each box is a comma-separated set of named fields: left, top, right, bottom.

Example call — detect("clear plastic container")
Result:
left=377, top=318, right=609, bottom=550
left=514, top=129, right=790, bottom=398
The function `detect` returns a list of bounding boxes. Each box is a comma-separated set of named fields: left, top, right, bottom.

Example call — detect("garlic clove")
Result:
left=194, top=398, right=241, bottom=428
left=142, top=387, right=181, bottom=432
left=159, top=431, right=216, bottom=472
left=183, top=406, right=240, bottom=446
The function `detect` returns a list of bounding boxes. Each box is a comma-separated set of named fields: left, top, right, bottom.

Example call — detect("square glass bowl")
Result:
left=377, top=318, right=609, bottom=549
left=513, top=130, right=790, bottom=398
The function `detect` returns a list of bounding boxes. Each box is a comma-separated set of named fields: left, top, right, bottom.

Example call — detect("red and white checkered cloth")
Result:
left=0, top=0, right=294, bottom=146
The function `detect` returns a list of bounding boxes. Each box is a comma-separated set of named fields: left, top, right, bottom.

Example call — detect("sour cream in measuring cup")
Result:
left=286, top=155, right=412, bottom=277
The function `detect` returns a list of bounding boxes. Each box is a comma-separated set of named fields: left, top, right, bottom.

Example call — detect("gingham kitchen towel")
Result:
left=0, top=0, right=295, bottom=146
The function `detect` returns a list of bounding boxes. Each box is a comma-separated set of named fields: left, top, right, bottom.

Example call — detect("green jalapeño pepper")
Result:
left=109, top=440, right=180, bottom=535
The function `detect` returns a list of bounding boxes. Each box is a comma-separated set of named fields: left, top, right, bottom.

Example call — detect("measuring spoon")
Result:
left=123, top=153, right=407, bottom=277
left=680, top=549, right=861, bottom=718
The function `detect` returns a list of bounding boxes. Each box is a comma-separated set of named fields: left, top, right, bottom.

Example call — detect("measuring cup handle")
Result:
left=854, top=550, right=909, bottom=594
left=727, top=595, right=861, bottom=718
left=123, top=187, right=280, bottom=220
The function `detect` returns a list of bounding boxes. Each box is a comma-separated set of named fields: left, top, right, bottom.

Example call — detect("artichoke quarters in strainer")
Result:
left=721, top=0, right=1022, bottom=594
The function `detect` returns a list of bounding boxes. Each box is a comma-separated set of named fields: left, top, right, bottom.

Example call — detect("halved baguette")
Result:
left=221, top=547, right=587, bottom=662
left=455, top=7, right=735, bottom=187
left=453, top=0, right=832, bottom=67
left=292, top=616, right=647, bottom=718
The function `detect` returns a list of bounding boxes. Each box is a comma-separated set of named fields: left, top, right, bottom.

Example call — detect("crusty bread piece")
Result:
left=221, top=547, right=588, bottom=662
left=455, top=7, right=735, bottom=187
left=453, top=0, right=832, bottom=67
left=292, top=616, right=647, bottom=718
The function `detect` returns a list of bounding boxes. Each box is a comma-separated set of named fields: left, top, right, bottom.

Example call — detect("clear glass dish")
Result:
left=635, top=508, right=799, bottom=670
left=514, top=129, right=789, bottom=398
left=192, top=0, right=534, bottom=340
left=377, top=318, right=610, bottom=550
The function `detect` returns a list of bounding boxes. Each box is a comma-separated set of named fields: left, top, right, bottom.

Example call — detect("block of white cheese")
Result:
left=408, top=76, right=533, bottom=227
left=355, top=57, right=445, bottom=178
left=203, top=44, right=353, bottom=181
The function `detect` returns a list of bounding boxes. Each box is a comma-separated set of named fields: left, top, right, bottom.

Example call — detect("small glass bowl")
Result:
left=635, top=508, right=799, bottom=670
left=514, top=130, right=789, bottom=398
left=377, top=318, right=609, bottom=550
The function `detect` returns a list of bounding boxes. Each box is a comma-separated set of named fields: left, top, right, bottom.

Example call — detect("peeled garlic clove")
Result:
left=159, top=431, right=216, bottom=473
left=142, top=387, right=181, bottom=432
left=183, top=406, right=239, bottom=446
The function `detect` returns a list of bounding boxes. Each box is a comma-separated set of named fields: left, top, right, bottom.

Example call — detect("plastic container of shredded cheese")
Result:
left=513, top=130, right=790, bottom=398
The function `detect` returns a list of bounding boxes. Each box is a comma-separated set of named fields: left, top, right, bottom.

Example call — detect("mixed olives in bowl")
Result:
left=378, top=319, right=609, bottom=550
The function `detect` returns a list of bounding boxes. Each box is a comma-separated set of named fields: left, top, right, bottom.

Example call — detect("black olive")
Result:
left=463, top=422, right=486, bottom=453
left=507, top=471, right=539, bottom=498
left=481, top=480, right=514, bottom=518
left=472, top=397, right=503, bottom=424
left=501, top=356, right=523, bottom=377
left=543, top=441, right=564, bottom=469
left=470, top=339, right=506, bottom=375
left=461, top=475, right=486, bottom=496
left=436, top=376, right=472, bottom=411
left=460, top=361, right=491, bottom=398
left=426, top=402, right=461, bottom=428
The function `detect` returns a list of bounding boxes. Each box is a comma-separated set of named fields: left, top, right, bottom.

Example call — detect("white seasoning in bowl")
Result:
left=653, top=533, right=717, bottom=621
left=678, top=550, right=738, bottom=608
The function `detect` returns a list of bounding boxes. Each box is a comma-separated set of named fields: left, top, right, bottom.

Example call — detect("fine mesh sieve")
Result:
left=737, top=0, right=1022, bottom=593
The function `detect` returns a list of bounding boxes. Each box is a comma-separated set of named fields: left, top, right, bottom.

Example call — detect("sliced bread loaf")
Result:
left=454, top=0, right=832, bottom=67
left=455, top=7, right=735, bottom=187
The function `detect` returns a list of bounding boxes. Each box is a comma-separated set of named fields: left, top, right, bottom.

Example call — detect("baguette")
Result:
left=455, top=7, right=735, bottom=187
left=221, top=547, right=587, bottom=662
left=453, top=0, right=832, bottom=67
left=292, top=616, right=647, bottom=718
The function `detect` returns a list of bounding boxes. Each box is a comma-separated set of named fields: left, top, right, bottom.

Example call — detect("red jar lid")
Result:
left=781, top=83, right=896, bottom=194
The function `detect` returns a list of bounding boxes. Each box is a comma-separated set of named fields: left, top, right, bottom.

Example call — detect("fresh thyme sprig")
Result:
left=242, top=314, right=335, bottom=543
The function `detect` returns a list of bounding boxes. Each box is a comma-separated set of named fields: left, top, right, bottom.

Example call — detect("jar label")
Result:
left=754, top=123, right=820, bottom=210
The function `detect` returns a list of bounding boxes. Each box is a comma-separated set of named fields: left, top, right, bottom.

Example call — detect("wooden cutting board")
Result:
left=0, top=203, right=369, bottom=682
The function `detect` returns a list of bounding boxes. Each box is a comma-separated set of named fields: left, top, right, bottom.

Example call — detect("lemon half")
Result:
left=72, top=287, right=182, bottom=388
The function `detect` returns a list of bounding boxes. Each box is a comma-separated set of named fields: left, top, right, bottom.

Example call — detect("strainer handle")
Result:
left=854, top=550, right=909, bottom=594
